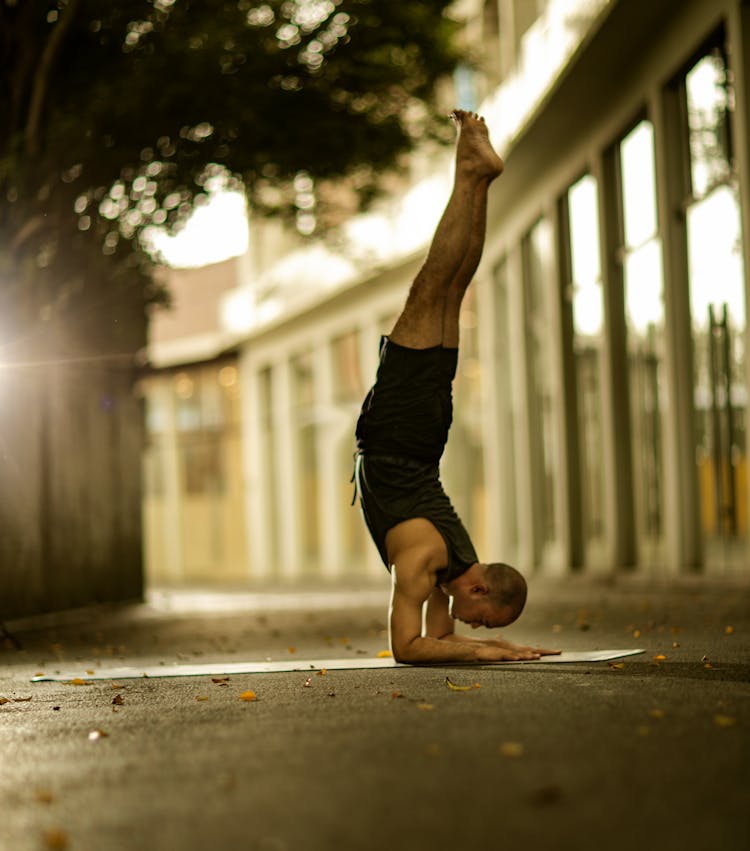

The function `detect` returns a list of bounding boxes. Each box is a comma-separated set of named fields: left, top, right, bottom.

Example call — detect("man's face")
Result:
left=449, top=595, right=514, bottom=630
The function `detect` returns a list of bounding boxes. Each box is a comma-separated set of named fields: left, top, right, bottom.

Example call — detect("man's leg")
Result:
left=389, top=111, right=503, bottom=350
left=441, top=178, right=490, bottom=349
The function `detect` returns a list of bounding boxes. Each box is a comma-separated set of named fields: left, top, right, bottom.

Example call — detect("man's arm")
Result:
left=389, top=554, right=542, bottom=664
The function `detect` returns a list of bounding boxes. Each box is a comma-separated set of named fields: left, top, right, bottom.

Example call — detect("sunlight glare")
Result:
left=148, top=190, right=249, bottom=268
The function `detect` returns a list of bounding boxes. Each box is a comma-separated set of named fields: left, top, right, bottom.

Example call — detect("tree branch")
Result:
left=25, top=0, right=82, bottom=157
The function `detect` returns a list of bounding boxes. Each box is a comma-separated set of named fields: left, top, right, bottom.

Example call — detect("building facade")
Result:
left=145, top=0, right=750, bottom=585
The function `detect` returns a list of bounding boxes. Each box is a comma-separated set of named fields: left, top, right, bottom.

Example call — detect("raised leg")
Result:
left=441, top=178, right=490, bottom=349
left=389, top=111, right=503, bottom=350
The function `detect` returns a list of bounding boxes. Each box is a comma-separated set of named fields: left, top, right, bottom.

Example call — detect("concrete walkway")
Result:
left=1, top=576, right=748, bottom=851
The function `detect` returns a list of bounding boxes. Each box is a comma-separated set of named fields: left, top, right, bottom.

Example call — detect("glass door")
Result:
left=618, top=120, right=666, bottom=566
left=683, top=48, right=748, bottom=570
left=525, top=218, right=561, bottom=561
left=566, top=174, right=606, bottom=559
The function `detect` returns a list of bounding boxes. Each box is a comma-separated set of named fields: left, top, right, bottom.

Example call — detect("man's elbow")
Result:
left=391, top=645, right=411, bottom=664
left=391, top=638, right=419, bottom=664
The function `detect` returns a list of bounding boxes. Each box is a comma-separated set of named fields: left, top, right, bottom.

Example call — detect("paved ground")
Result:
left=1, top=575, right=749, bottom=851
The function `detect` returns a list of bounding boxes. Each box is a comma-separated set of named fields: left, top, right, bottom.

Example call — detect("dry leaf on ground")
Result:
left=239, top=690, right=257, bottom=702
left=43, top=828, right=69, bottom=849
left=445, top=677, right=480, bottom=691
left=648, top=708, right=665, bottom=720
left=500, top=742, right=524, bottom=758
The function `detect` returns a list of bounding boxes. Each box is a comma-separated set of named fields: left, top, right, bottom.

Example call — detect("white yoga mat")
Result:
left=30, top=649, right=644, bottom=682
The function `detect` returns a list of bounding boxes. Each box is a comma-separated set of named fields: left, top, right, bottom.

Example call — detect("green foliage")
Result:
left=0, top=0, right=462, bottom=318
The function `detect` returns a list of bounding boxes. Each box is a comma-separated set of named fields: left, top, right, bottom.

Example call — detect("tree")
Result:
left=0, top=0, right=462, bottom=323
left=0, top=0, right=463, bottom=618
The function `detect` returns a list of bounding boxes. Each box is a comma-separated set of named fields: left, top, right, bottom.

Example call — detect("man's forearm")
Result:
left=393, top=635, right=482, bottom=664
left=438, top=633, right=485, bottom=645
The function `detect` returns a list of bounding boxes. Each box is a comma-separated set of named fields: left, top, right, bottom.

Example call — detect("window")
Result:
left=567, top=174, right=605, bottom=543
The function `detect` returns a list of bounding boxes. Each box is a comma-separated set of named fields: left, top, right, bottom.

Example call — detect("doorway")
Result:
left=683, top=47, right=748, bottom=571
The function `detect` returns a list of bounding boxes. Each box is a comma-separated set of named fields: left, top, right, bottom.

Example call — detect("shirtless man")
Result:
left=354, top=110, right=560, bottom=664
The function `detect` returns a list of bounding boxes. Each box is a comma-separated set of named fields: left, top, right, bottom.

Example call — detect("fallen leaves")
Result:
left=111, top=694, right=124, bottom=706
left=607, top=661, right=625, bottom=670
left=239, top=690, right=257, bottom=702
left=43, top=828, right=69, bottom=849
left=647, top=708, right=665, bottom=720
left=0, top=695, right=33, bottom=704
left=499, top=742, right=524, bottom=758
left=714, top=714, right=737, bottom=728
left=376, top=650, right=392, bottom=658
left=416, top=703, right=434, bottom=711
left=445, top=677, right=480, bottom=691
left=66, top=678, right=91, bottom=686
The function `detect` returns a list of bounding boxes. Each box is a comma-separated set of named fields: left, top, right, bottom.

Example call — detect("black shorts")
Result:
left=353, top=337, right=477, bottom=583
left=355, top=337, right=458, bottom=462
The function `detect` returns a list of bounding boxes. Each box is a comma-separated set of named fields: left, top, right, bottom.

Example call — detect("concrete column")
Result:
left=240, top=355, right=273, bottom=581
left=650, top=84, right=702, bottom=573
left=158, top=378, right=184, bottom=583
left=273, top=357, right=301, bottom=582
left=727, top=0, right=750, bottom=565
left=314, top=338, right=342, bottom=580
left=594, top=147, right=636, bottom=569
left=545, top=199, right=575, bottom=575
left=507, top=243, right=537, bottom=571
left=551, top=191, right=596, bottom=568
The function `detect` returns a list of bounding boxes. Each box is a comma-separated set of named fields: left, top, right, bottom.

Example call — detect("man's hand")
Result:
left=474, top=644, right=545, bottom=662
left=477, top=638, right=561, bottom=657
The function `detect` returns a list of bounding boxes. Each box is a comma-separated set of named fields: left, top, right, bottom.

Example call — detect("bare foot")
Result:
left=451, top=109, right=504, bottom=180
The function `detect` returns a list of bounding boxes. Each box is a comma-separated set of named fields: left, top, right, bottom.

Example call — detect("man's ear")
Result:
left=469, top=583, right=489, bottom=597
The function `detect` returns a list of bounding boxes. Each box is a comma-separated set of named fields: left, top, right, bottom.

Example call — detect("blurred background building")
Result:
left=141, top=0, right=750, bottom=586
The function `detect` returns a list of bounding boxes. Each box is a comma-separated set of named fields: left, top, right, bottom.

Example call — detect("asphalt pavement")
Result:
left=1, top=575, right=748, bottom=851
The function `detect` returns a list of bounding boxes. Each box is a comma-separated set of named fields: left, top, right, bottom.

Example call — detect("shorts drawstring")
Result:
left=350, top=451, right=362, bottom=506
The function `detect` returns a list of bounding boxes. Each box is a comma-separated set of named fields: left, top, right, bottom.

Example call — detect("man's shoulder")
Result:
left=386, top=518, right=448, bottom=575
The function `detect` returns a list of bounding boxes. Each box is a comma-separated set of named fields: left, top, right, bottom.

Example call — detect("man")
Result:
left=354, top=110, right=560, bottom=664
